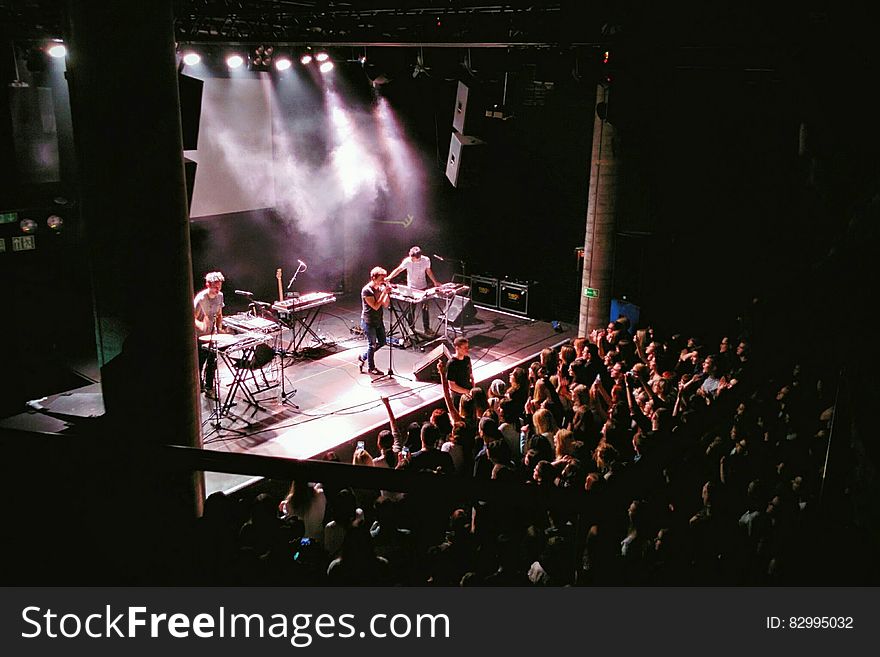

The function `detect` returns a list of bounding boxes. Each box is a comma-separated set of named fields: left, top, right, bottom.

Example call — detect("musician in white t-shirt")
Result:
left=194, top=271, right=226, bottom=398
left=387, top=246, right=441, bottom=334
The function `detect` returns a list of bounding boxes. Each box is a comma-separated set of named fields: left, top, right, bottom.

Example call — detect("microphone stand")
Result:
left=207, top=320, right=221, bottom=425
left=268, top=301, right=299, bottom=410
left=202, top=316, right=246, bottom=438
left=434, top=253, right=467, bottom=280
left=286, top=262, right=306, bottom=293
left=283, top=263, right=307, bottom=355
left=374, top=286, right=412, bottom=384
left=276, top=345, right=299, bottom=409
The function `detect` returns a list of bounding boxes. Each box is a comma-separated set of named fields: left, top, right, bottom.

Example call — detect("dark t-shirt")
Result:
left=446, top=355, right=472, bottom=391
left=506, top=386, right=529, bottom=422
left=361, top=283, right=383, bottom=326
left=409, top=447, right=455, bottom=475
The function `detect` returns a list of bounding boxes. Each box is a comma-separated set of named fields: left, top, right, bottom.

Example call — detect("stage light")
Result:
left=359, top=55, right=367, bottom=65
left=47, top=215, right=63, bottom=232
left=319, top=61, right=334, bottom=73
left=275, top=57, right=292, bottom=71
left=251, top=45, right=274, bottom=70
left=315, top=52, right=329, bottom=62
left=182, top=52, right=201, bottom=66
left=47, top=43, right=66, bottom=59
left=301, top=54, right=313, bottom=65
left=226, top=54, right=244, bottom=69
left=20, top=218, right=37, bottom=234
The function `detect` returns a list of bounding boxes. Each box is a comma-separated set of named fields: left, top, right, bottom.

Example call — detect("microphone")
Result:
left=234, top=289, right=254, bottom=297
left=433, top=254, right=445, bottom=262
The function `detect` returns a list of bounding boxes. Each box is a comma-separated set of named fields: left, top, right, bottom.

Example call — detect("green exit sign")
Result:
left=0, top=211, right=18, bottom=225
left=583, top=287, right=599, bottom=298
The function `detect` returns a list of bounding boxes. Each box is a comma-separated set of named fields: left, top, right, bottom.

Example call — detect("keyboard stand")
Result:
left=219, top=343, right=267, bottom=417
left=388, top=298, right=420, bottom=349
left=282, top=306, right=327, bottom=354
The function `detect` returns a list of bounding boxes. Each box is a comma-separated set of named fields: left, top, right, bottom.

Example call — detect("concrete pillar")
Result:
left=578, top=83, right=620, bottom=336
left=65, top=1, right=203, bottom=524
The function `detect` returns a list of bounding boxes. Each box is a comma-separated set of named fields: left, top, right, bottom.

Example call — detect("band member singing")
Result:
left=386, top=246, right=441, bottom=334
left=194, top=271, right=225, bottom=398
left=359, top=267, right=391, bottom=376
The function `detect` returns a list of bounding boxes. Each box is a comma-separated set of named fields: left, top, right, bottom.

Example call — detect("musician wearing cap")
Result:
left=194, top=271, right=226, bottom=398
left=359, top=266, right=391, bottom=376
left=386, top=246, right=441, bottom=334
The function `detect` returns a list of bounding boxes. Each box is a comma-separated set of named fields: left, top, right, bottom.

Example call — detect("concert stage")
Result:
left=201, top=292, right=576, bottom=496
left=0, top=292, right=575, bottom=497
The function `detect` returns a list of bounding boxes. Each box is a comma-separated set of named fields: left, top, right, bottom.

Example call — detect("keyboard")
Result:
left=390, top=283, right=470, bottom=304
left=272, top=292, right=336, bottom=314
left=425, top=283, right=470, bottom=299
left=389, top=284, right=427, bottom=303
left=224, top=313, right=282, bottom=334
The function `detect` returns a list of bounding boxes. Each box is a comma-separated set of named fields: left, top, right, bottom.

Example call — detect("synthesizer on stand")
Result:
left=386, top=283, right=469, bottom=348
left=272, top=292, right=337, bottom=354
left=271, top=291, right=336, bottom=315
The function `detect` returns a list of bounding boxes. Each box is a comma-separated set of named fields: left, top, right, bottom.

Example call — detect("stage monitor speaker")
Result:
left=413, top=344, right=450, bottom=383
left=234, top=343, right=275, bottom=370
left=178, top=73, right=204, bottom=151
left=444, top=295, right=477, bottom=324
left=446, top=132, right=486, bottom=188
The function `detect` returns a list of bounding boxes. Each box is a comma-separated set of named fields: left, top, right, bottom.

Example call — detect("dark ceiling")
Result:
left=0, top=1, right=849, bottom=50
left=5, top=2, right=875, bottom=75
left=4, top=2, right=583, bottom=45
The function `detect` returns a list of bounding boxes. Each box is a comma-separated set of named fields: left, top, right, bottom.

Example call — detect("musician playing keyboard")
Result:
left=386, top=246, right=441, bottom=334
left=194, top=271, right=226, bottom=399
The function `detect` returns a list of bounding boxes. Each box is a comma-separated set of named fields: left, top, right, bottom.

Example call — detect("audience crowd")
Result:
left=192, top=319, right=840, bottom=586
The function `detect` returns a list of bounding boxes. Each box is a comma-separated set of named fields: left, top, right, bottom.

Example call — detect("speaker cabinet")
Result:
left=178, top=73, right=204, bottom=151
left=471, top=275, right=499, bottom=308
left=445, top=132, right=486, bottom=188
left=499, top=281, right=529, bottom=315
left=413, top=344, right=450, bottom=383
left=453, top=81, right=468, bottom=133
left=452, top=81, right=487, bottom=135
left=184, top=157, right=197, bottom=214
left=234, top=343, right=275, bottom=370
